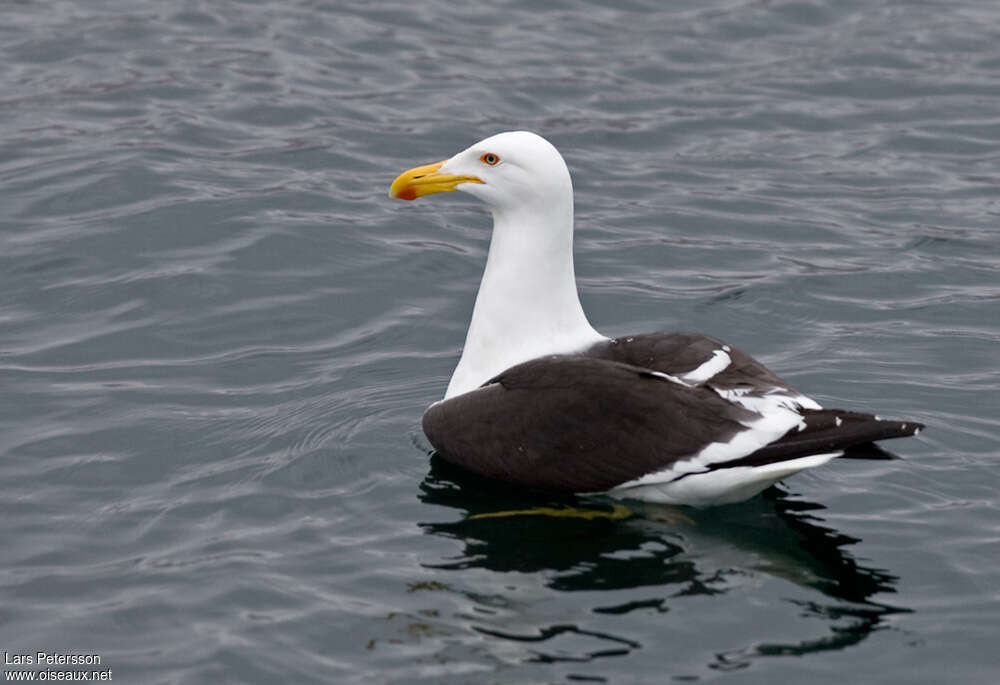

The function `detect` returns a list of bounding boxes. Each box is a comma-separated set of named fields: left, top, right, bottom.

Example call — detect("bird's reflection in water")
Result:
left=418, top=455, right=909, bottom=671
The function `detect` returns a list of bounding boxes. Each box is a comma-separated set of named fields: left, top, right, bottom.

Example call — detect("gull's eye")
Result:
left=480, top=152, right=500, bottom=166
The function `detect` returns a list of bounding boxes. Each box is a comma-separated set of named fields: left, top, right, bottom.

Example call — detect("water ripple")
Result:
left=2, top=0, right=998, bottom=682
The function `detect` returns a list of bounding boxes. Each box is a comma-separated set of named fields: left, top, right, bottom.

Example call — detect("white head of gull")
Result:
left=389, top=131, right=923, bottom=506
left=393, top=131, right=605, bottom=398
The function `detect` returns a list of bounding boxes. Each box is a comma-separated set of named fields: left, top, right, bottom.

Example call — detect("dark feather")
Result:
left=423, top=333, right=924, bottom=493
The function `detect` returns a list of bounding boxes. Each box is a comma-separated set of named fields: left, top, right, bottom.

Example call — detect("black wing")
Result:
left=583, top=332, right=792, bottom=392
left=422, top=354, right=922, bottom=493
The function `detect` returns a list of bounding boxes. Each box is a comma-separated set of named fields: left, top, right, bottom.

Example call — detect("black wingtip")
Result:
left=839, top=441, right=900, bottom=460
left=736, top=410, right=925, bottom=469
left=879, top=418, right=925, bottom=439
left=804, top=410, right=925, bottom=442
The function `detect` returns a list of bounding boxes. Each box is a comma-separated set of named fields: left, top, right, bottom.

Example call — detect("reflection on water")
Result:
left=418, top=456, right=908, bottom=671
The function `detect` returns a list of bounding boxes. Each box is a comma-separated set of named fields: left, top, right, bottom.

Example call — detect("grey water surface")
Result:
left=1, top=0, right=998, bottom=683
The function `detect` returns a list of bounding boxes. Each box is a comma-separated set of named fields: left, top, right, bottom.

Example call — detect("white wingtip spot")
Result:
left=914, top=427, right=922, bottom=435
left=902, top=423, right=907, bottom=430
left=835, top=416, right=843, bottom=427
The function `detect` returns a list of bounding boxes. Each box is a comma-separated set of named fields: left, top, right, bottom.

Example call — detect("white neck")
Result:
left=445, top=199, right=606, bottom=399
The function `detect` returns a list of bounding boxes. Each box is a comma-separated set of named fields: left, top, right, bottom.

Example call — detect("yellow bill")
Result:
left=389, top=160, right=484, bottom=201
